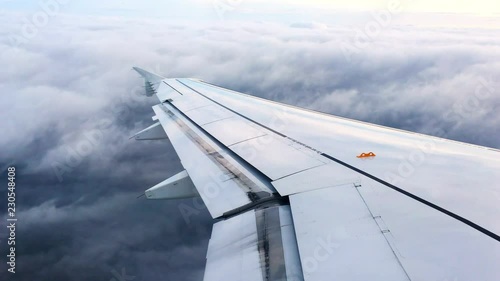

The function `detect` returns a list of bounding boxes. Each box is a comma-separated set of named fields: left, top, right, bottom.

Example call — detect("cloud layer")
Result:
left=1, top=11, right=499, bottom=281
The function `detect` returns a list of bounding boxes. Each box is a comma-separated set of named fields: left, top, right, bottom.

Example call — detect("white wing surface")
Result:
left=132, top=67, right=500, bottom=281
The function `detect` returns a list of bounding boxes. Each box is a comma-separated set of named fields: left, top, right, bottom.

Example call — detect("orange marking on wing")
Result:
left=357, top=152, right=376, bottom=158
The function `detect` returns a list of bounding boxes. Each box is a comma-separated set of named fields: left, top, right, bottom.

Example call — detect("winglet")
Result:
left=133, top=67, right=166, bottom=96
left=132, top=67, right=165, bottom=84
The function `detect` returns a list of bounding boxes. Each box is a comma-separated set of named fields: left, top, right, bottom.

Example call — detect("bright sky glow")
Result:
left=2, top=0, right=499, bottom=27
left=258, top=0, right=500, bottom=14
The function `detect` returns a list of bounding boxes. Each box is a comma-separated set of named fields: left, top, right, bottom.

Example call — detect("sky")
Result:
left=1, top=1, right=500, bottom=281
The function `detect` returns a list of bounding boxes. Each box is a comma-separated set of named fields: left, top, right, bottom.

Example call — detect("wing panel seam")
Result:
left=353, top=183, right=412, bottom=281
left=320, top=153, right=500, bottom=242
left=176, top=79, right=287, bottom=138
left=176, top=79, right=500, bottom=242
left=159, top=102, right=273, bottom=205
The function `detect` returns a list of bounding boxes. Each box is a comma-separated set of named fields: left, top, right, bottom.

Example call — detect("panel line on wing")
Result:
left=353, top=183, right=412, bottom=281
left=176, top=79, right=287, bottom=138
left=163, top=101, right=275, bottom=184
left=184, top=104, right=211, bottom=112
left=163, top=80, right=184, bottom=95
left=271, top=164, right=326, bottom=182
left=177, top=78, right=500, bottom=242
left=160, top=102, right=274, bottom=203
left=227, top=134, right=270, bottom=147
left=320, top=153, right=500, bottom=242
left=193, top=79, right=500, bottom=153
left=200, top=116, right=234, bottom=126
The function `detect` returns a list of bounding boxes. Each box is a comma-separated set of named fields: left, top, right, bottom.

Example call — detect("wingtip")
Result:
left=132, top=66, right=165, bottom=83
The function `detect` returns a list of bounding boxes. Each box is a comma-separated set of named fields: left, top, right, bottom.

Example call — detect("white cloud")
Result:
left=1, top=12, right=500, bottom=280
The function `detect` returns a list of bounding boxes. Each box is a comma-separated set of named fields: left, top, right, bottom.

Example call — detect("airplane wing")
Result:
left=131, top=67, right=500, bottom=281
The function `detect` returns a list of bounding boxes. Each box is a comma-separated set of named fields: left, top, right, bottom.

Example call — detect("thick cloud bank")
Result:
left=1, top=11, right=499, bottom=281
